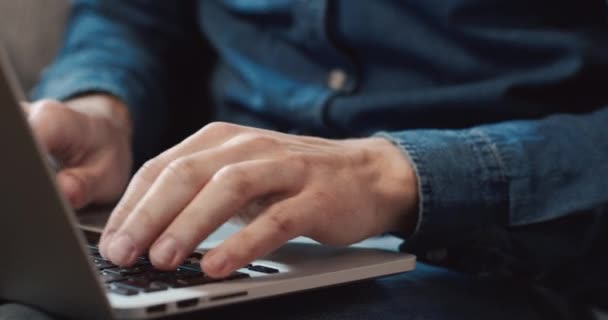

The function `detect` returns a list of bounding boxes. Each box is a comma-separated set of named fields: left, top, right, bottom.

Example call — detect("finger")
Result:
left=28, top=100, right=83, bottom=155
left=147, top=159, right=304, bottom=270
left=99, top=122, right=243, bottom=246
left=26, top=100, right=99, bottom=209
left=202, top=197, right=309, bottom=278
left=56, top=168, right=95, bottom=209
left=102, top=140, right=284, bottom=266
left=102, top=143, right=250, bottom=262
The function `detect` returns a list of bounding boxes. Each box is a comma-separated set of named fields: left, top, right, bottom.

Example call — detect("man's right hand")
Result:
left=24, top=95, right=133, bottom=209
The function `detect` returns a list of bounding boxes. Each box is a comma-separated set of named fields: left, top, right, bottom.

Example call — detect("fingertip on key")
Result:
left=150, top=236, right=181, bottom=270
left=107, top=233, right=137, bottom=266
left=202, top=251, right=230, bottom=277
left=98, top=230, right=115, bottom=259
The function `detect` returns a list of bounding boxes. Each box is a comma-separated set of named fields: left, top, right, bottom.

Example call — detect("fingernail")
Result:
left=203, top=251, right=229, bottom=274
left=151, top=237, right=179, bottom=267
left=99, top=230, right=116, bottom=259
left=108, top=233, right=137, bottom=266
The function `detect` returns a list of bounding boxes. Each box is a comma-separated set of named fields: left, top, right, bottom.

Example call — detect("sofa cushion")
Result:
left=0, top=0, right=68, bottom=92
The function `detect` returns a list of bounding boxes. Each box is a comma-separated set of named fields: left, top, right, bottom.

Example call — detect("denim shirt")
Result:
left=34, top=0, right=608, bottom=302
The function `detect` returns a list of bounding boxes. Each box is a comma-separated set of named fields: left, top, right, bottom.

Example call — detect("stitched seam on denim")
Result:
left=470, top=129, right=508, bottom=183
left=467, top=129, right=510, bottom=226
left=398, top=140, right=429, bottom=236
left=373, top=132, right=429, bottom=236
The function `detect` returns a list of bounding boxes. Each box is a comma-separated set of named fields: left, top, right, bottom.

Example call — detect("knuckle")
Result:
left=213, top=165, right=252, bottom=197
left=229, top=133, right=278, bottom=149
left=266, top=213, right=296, bottom=237
left=282, top=154, right=310, bottom=176
left=199, top=121, right=238, bottom=136
left=285, top=154, right=308, bottom=168
left=112, top=202, right=136, bottom=220
left=137, top=158, right=165, bottom=182
left=62, top=172, right=89, bottom=207
left=165, top=157, right=198, bottom=184
left=129, top=206, right=158, bottom=233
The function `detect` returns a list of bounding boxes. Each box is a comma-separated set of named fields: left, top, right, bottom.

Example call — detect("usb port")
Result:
left=146, top=304, right=166, bottom=314
left=210, top=291, right=248, bottom=301
left=177, top=298, right=199, bottom=309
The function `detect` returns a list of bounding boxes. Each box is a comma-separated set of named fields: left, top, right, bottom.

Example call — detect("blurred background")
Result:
left=0, top=0, right=68, bottom=92
left=0, top=0, right=216, bottom=166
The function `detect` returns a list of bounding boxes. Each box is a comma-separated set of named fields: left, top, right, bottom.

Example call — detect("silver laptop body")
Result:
left=0, top=53, right=416, bottom=319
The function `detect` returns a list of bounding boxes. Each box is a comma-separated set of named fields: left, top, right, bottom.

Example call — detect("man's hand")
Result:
left=24, top=95, right=132, bottom=209
left=99, top=123, right=418, bottom=278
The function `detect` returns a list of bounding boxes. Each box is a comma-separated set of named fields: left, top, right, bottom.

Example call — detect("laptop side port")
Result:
left=210, top=291, right=248, bottom=301
left=177, top=298, right=199, bottom=309
left=146, top=304, right=167, bottom=314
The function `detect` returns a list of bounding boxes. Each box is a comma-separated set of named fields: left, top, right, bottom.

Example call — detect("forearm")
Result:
left=379, top=106, right=608, bottom=275
left=65, top=94, right=131, bottom=134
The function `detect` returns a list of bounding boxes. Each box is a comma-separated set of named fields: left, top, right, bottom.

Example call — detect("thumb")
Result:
left=28, top=100, right=87, bottom=157
left=56, top=168, right=96, bottom=209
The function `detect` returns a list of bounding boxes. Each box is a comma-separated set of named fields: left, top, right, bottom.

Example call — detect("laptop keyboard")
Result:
left=88, top=245, right=278, bottom=296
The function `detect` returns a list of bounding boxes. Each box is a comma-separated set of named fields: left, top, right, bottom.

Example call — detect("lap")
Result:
left=0, top=303, right=55, bottom=320
left=189, top=263, right=544, bottom=320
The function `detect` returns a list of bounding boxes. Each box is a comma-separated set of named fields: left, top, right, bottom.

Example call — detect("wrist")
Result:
left=363, top=137, right=419, bottom=235
left=65, top=94, right=132, bottom=138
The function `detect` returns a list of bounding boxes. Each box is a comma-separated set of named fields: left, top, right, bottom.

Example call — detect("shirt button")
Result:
left=327, top=68, right=347, bottom=91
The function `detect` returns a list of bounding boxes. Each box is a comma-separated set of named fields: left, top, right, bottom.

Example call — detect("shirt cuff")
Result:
left=31, top=66, right=142, bottom=110
left=374, top=128, right=510, bottom=261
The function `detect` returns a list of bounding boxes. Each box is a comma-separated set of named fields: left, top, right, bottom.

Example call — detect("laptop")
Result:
left=0, top=50, right=416, bottom=319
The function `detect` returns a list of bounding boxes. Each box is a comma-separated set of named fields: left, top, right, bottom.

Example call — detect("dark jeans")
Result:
left=5, top=262, right=603, bottom=320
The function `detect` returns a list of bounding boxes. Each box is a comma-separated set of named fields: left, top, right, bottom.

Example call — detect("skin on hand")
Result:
left=99, top=122, right=419, bottom=278
left=24, top=95, right=132, bottom=209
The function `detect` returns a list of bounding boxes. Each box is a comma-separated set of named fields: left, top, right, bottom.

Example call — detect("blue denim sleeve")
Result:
left=377, top=107, right=608, bottom=275
left=31, top=0, right=194, bottom=163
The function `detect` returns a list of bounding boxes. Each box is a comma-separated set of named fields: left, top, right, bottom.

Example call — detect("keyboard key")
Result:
left=131, top=268, right=200, bottom=283
left=189, top=252, right=204, bottom=260
left=87, top=244, right=99, bottom=254
left=99, top=272, right=126, bottom=283
left=107, top=285, right=138, bottom=296
left=115, top=278, right=170, bottom=293
left=94, top=250, right=249, bottom=292
left=93, top=258, right=116, bottom=270
left=168, top=276, right=222, bottom=288
left=180, top=252, right=205, bottom=265
left=105, top=265, right=153, bottom=276
left=179, top=263, right=202, bottom=272
left=247, top=265, right=279, bottom=274
left=173, top=268, right=204, bottom=279
left=131, top=259, right=152, bottom=268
